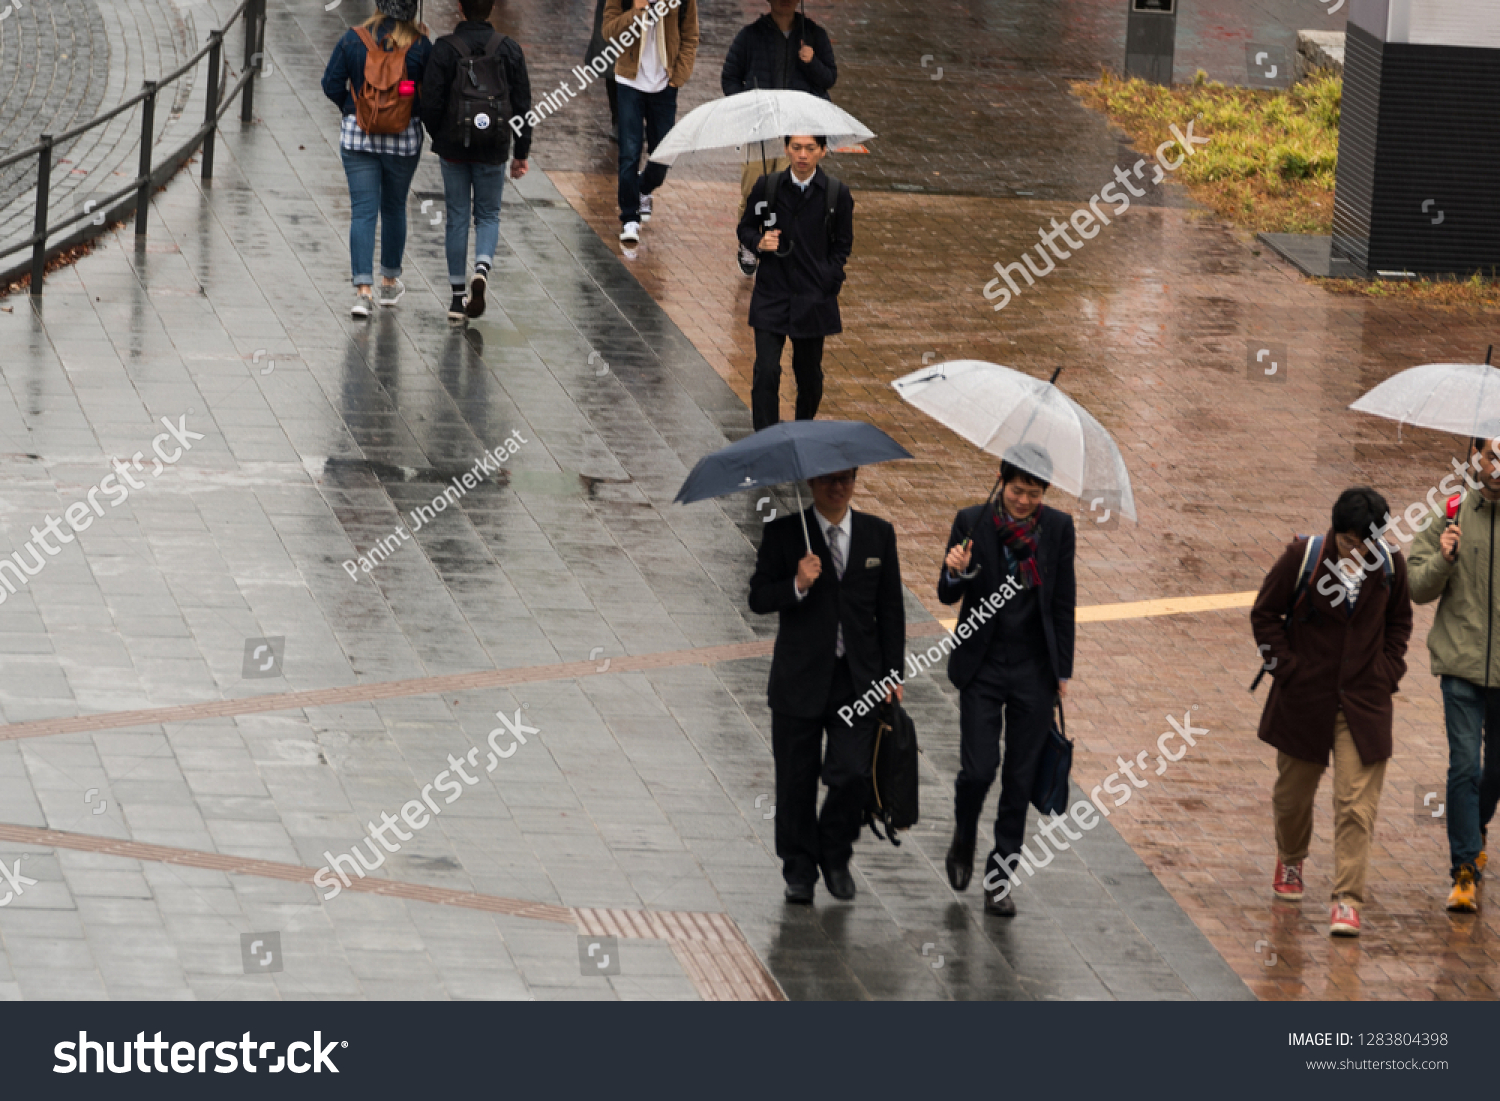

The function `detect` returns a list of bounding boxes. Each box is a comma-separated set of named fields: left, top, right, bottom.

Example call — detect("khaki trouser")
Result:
left=1273, top=711, right=1387, bottom=909
left=739, top=155, right=792, bottom=218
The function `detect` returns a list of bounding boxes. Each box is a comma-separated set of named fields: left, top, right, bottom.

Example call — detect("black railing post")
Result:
left=29, top=134, right=54, bottom=297
left=241, top=0, right=264, bottom=124
left=135, top=81, right=158, bottom=238
left=201, top=31, right=224, bottom=181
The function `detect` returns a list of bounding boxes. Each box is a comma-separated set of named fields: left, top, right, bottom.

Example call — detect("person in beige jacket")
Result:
left=1407, top=434, right=1500, bottom=914
left=602, top=0, right=699, bottom=246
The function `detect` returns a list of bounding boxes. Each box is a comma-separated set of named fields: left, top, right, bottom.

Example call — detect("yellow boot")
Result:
left=1447, top=865, right=1479, bottom=913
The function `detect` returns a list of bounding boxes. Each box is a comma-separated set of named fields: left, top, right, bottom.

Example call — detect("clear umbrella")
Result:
left=892, top=360, right=1138, bottom=527
left=648, top=89, right=874, bottom=168
left=1348, top=348, right=1500, bottom=441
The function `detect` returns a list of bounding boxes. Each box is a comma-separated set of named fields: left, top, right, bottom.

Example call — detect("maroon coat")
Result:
left=1250, top=530, right=1413, bottom=766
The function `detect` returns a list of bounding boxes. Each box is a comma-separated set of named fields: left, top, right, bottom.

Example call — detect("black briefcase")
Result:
left=866, top=700, right=919, bottom=846
left=1029, top=701, right=1072, bottom=817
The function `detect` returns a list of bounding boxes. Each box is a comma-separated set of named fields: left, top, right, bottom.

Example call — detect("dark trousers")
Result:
left=616, top=83, right=676, bottom=223
left=752, top=329, right=824, bottom=430
left=953, top=652, right=1056, bottom=886
left=771, top=659, right=874, bottom=886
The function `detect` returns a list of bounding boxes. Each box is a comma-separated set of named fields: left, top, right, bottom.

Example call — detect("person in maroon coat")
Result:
left=1251, top=487, right=1413, bottom=938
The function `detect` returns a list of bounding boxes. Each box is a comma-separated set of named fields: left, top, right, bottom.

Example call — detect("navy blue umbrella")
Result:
left=675, top=420, right=912, bottom=550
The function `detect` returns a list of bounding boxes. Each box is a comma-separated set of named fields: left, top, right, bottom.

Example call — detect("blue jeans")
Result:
left=1441, top=675, right=1500, bottom=875
left=439, top=159, right=506, bottom=286
left=616, top=83, right=677, bottom=224
left=341, top=146, right=421, bottom=286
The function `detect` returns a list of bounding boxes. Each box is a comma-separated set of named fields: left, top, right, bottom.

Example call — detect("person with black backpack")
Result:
left=1251, top=488, right=1413, bottom=938
left=419, top=0, right=532, bottom=322
left=736, top=134, right=852, bottom=431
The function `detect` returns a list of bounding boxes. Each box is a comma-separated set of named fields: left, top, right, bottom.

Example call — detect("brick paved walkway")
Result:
left=543, top=0, right=1500, bottom=999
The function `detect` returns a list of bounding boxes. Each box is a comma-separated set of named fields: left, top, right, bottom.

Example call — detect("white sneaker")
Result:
left=351, top=292, right=372, bottom=319
left=619, top=221, right=641, bottom=245
left=638, top=193, right=653, bottom=223
left=377, top=279, right=405, bottom=307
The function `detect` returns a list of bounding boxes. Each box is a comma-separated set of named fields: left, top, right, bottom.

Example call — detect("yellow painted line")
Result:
left=937, top=591, right=1257, bottom=632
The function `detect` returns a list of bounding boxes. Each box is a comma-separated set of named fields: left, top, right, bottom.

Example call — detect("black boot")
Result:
left=945, top=831, right=975, bottom=891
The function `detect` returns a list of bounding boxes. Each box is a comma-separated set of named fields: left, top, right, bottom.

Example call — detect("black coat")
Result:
left=749, top=508, right=906, bottom=719
left=736, top=167, right=853, bottom=339
left=721, top=14, right=836, bottom=98
left=937, top=503, right=1076, bottom=690
left=419, top=21, right=533, bottom=162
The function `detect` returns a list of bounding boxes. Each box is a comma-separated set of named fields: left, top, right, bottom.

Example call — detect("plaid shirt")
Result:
left=340, top=113, right=424, bottom=156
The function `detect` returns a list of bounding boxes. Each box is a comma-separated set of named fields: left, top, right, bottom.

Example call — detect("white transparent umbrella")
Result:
left=892, top=360, right=1138, bottom=527
left=648, top=89, right=874, bottom=168
left=1349, top=351, right=1500, bottom=441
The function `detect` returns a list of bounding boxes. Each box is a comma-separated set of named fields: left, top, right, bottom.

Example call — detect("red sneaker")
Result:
left=1272, top=859, right=1304, bottom=901
left=1330, top=901, right=1360, bottom=936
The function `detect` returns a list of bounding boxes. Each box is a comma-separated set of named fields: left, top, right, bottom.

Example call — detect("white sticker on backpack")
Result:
left=474, top=113, right=491, bottom=130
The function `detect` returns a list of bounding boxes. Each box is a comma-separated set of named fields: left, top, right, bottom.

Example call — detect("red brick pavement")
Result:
left=550, top=166, right=1500, bottom=1000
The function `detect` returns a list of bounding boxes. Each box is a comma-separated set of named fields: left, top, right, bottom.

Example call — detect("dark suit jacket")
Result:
left=749, top=507, right=905, bottom=718
left=937, top=503, right=1076, bottom=691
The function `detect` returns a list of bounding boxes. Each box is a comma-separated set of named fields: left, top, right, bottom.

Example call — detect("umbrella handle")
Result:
left=797, top=483, right=811, bottom=553
left=962, top=472, right=1005, bottom=548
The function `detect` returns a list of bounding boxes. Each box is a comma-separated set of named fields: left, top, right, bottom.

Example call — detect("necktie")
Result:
left=829, top=526, right=846, bottom=658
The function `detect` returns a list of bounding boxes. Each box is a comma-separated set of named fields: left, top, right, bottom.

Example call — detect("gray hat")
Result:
left=376, top=0, right=417, bottom=22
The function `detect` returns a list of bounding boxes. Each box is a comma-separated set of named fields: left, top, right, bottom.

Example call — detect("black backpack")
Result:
left=438, top=32, right=512, bottom=161
left=865, top=701, right=919, bottom=846
left=758, top=168, right=847, bottom=252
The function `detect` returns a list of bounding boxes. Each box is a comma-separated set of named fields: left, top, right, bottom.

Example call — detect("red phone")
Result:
left=398, top=79, right=416, bottom=97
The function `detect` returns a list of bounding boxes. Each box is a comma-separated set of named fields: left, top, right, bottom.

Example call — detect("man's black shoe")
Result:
left=983, top=889, right=1017, bottom=918
left=822, top=864, right=856, bottom=901
left=784, top=882, right=815, bottom=905
left=946, top=833, right=974, bottom=892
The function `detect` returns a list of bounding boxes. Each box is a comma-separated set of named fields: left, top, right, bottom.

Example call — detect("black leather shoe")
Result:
left=784, top=882, right=815, bottom=905
left=983, top=889, right=1017, bottom=918
left=946, top=832, right=975, bottom=892
left=822, top=864, right=856, bottom=901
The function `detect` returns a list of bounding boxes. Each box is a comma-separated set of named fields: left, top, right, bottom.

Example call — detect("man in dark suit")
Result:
left=749, top=468, right=906, bottom=904
left=938, top=450, right=1076, bottom=917
left=737, top=135, right=854, bottom=427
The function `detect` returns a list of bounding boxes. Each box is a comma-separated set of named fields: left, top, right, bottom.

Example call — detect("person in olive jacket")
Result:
left=1407, top=434, right=1500, bottom=914
left=1251, top=487, right=1413, bottom=938
left=736, top=134, right=853, bottom=431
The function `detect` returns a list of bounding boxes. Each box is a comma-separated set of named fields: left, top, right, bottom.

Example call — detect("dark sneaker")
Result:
left=638, top=193, right=653, bottom=223
left=737, top=244, right=759, bottom=276
left=465, top=272, right=487, bottom=319
left=447, top=294, right=466, bottom=324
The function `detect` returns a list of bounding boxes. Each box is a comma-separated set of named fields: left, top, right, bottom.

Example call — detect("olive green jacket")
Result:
left=1408, top=489, right=1500, bottom=686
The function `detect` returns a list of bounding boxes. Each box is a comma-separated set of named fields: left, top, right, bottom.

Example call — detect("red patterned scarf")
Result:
left=993, top=508, right=1042, bottom=590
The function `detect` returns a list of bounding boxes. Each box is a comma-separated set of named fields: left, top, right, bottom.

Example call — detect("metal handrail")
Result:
left=1, top=0, right=265, bottom=295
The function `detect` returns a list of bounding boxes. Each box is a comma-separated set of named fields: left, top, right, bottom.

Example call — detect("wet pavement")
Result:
left=0, top=0, right=1493, bottom=1003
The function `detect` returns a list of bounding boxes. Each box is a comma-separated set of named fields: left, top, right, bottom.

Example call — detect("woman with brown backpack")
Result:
left=322, top=0, right=433, bottom=318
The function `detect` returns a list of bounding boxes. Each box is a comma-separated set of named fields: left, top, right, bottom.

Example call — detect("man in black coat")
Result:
left=736, top=134, right=853, bottom=431
left=749, top=468, right=905, bottom=904
left=938, top=450, right=1076, bottom=917
left=722, top=0, right=838, bottom=273
left=419, top=0, right=531, bottom=322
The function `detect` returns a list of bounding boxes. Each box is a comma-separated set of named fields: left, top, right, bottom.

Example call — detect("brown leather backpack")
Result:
left=353, top=25, right=414, bottom=135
